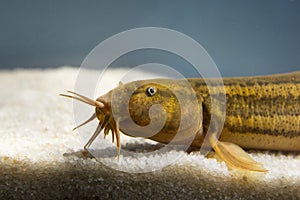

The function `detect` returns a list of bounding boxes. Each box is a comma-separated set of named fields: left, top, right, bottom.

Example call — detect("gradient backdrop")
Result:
left=1, top=0, right=300, bottom=76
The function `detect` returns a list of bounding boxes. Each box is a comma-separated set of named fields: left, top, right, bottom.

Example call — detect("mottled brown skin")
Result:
left=189, top=71, right=300, bottom=151
left=105, top=80, right=202, bottom=144
left=105, top=71, right=300, bottom=152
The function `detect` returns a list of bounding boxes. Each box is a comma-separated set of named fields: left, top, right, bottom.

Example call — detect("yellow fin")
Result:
left=209, top=134, right=267, bottom=172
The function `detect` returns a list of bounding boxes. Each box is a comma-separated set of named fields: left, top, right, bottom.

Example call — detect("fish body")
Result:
left=188, top=71, right=300, bottom=151
left=61, top=71, right=300, bottom=171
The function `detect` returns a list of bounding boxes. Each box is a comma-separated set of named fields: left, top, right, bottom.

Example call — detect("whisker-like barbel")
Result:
left=115, top=120, right=121, bottom=157
left=72, top=113, right=97, bottom=131
left=84, top=122, right=103, bottom=150
left=59, top=91, right=104, bottom=108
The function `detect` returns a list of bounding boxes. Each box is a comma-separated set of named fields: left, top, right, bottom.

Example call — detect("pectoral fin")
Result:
left=209, top=134, right=267, bottom=172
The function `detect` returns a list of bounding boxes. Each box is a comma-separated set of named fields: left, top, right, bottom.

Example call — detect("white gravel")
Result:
left=0, top=67, right=299, bottom=199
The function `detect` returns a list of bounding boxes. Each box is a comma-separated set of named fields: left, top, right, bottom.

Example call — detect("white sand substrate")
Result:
left=0, top=67, right=299, bottom=199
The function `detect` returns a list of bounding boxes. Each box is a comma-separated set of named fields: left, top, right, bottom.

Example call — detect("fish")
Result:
left=60, top=71, right=300, bottom=172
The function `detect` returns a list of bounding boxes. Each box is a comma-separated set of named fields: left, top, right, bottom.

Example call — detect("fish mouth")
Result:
left=59, top=91, right=121, bottom=157
left=86, top=107, right=120, bottom=155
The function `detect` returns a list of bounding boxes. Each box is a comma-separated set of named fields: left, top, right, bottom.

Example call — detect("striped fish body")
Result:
left=189, top=71, right=300, bottom=151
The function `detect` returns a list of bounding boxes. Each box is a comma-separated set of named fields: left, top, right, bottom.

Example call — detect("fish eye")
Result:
left=146, top=86, right=156, bottom=96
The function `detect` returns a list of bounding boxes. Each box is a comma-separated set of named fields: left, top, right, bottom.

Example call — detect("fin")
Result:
left=119, top=81, right=124, bottom=87
left=209, top=133, right=267, bottom=172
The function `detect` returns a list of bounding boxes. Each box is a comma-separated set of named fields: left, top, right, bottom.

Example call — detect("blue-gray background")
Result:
left=1, top=0, right=300, bottom=76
